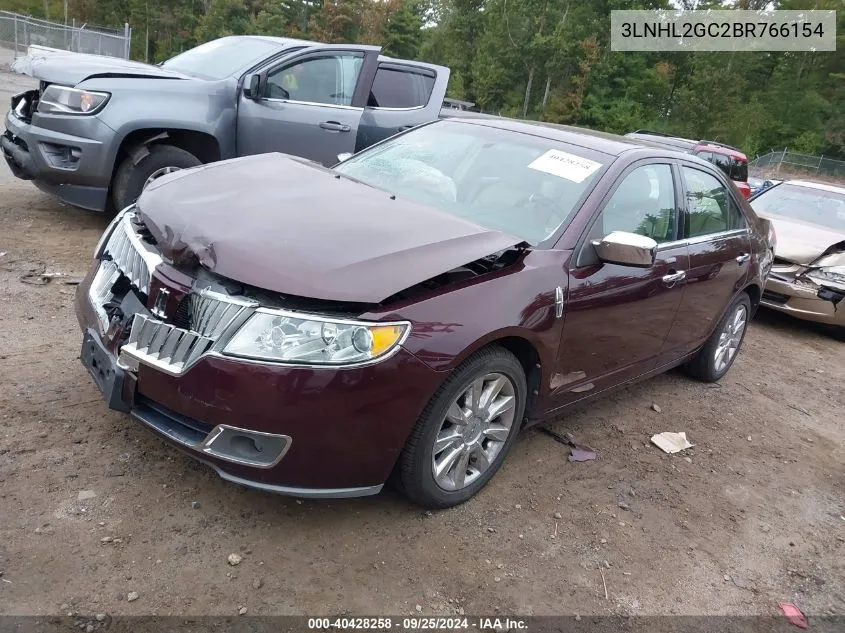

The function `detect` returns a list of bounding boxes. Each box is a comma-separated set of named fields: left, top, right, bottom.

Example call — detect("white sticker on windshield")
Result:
left=527, top=150, right=602, bottom=183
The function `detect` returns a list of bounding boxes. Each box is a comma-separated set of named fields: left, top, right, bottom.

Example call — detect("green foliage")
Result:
left=253, top=2, right=297, bottom=37
left=791, top=131, right=825, bottom=155
left=8, top=0, right=845, bottom=158
left=381, top=0, right=423, bottom=58
left=196, top=0, right=252, bottom=41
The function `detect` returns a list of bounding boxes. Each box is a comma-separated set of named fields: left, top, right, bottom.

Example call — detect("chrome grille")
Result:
left=121, top=290, right=258, bottom=376
left=103, top=212, right=162, bottom=296
left=191, top=290, right=254, bottom=339
left=122, top=314, right=216, bottom=375
left=88, top=259, right=121, bottom=331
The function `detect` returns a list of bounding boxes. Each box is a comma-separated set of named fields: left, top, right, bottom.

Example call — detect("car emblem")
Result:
left=152, top=287, right=170, bottom=318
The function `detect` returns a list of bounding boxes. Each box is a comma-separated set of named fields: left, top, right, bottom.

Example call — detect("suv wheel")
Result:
left=397, top=346, right=526, bottom=509
left=685, top=292, right=751, bottom=382
left=112, top=144, right=201, bottom=210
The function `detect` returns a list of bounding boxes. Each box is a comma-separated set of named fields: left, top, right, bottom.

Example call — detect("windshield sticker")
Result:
left=527, top=150, right=602, bottom=183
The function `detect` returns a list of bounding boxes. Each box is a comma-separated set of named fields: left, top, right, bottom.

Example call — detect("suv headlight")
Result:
left=806, top=266, right=845, bottom=286
left=222, top=309, right=411, bottom=366
left=38, top=85, right=110, bottom=115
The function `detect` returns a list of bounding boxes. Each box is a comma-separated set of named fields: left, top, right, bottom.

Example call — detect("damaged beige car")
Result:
left=752, top=180, right=845, bottom=333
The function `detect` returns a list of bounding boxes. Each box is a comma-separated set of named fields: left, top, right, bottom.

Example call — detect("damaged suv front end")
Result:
left=752, top=180, right=845, bottom=330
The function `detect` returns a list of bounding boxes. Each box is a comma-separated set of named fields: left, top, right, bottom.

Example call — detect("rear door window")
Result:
left=710, top=152, right=731, bottom=176
left=729, top=158, right=748, bottom=181
left=368, top=66, right=435, bottom=109
left=682, top=167, right=746, bottom=237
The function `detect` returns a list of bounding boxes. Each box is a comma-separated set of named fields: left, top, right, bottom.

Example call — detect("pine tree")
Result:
left=381, top=0, right=422, bottom=59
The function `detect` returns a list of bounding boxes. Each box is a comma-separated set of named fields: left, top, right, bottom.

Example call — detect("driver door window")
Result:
left=579, top=163, right=677, bottom=266
left=266, top=54, right=363, bottom=106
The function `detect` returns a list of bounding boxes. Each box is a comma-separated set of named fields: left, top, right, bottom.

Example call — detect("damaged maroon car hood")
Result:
left=136, top=153, right=522, bottom=303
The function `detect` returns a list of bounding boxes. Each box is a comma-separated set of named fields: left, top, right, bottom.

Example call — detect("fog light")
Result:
left=39, top=142, right=81, bottom=169
left=201, top=425, right=291, bottom=468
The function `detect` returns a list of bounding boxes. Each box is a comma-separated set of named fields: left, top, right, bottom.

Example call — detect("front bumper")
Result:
left=3, top=107, right=115, bottom=211
left=74, top=266, right=444, bottom=498
left=761, top=275, right=845, bottom=327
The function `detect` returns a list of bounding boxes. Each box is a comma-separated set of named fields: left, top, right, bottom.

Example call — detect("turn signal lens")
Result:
left=371, top=325, right=405, bottom=357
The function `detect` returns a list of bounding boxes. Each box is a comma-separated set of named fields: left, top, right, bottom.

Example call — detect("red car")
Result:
left=692, top=141, right=752, bottom=200
left=77, top=117, right=772, bottom=508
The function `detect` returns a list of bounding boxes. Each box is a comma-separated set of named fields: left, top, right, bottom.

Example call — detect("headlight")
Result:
left=222, top=309, right=411, bottom=366
left=38, top=85, right=110, bottom=115
left=807, top=266, right=845, bottom=286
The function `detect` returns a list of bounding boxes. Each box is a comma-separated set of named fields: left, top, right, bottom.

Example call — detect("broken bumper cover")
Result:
left=74, top=271, right=442, bottom=498
left=3, top=108, right=114, bottom=211
left=761, top=275, right=845, bottom=327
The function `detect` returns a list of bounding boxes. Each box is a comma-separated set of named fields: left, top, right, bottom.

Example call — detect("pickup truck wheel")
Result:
left=397, top=347, right=526, bottom=509
left=112, top=144, right=202, bottom=210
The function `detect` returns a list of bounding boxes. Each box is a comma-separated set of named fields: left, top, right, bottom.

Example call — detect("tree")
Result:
left=7, top=0, right=845, bottom=159
left=381, top=0, right=423, bottom=59
left=196, top=0, right=251, bottom=41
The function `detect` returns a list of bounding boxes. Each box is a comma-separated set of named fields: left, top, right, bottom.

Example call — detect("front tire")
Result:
left=397, top=346, right=527, bottom=509
left=685, top=292, right=752, bottom=382
left=112, top=144, right=201, bottom=210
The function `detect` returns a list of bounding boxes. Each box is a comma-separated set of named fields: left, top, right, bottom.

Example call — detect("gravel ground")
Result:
left=0, top=66, right=843, bottom=621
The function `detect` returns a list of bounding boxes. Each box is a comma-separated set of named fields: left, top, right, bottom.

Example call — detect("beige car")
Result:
left=751, top=180, right=845, bottom=331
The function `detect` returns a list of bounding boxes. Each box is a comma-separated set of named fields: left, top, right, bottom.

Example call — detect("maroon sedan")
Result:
left=76, top=117, right=772, bottom=508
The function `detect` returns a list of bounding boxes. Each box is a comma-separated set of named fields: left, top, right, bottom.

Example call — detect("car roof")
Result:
left=626, top=131, right=748, bottom=161
left=626, top=132, right=697, bottom=150
left=225, top=35, right=319, bottom=48
left=696, top=143, right=747, bottom=161
left=785, top=180, right=845, bottom=195
left=443, top=115, right=692, bottom=158
left=221, top=36, right=415, bottom=65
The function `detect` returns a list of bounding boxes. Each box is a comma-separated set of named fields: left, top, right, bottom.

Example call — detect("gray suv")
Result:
left=2, top=36, right=449, bottom=212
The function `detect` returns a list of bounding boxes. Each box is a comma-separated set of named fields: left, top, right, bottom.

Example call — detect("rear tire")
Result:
left=685, top=292, right=752, bottom=382
left=112, top=144, right=201, bottom=210
left=397, top=346, right=526, bottom=509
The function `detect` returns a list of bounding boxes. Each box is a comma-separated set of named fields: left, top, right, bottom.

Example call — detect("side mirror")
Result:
left=592, top=231, right=657, bottom=267
left=244, top=74, right=261, bottom=99
left=336, top=152, right=353, bottom=163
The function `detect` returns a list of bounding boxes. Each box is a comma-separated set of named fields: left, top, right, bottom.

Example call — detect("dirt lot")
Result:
left=0, top=69, right=843, bottom=621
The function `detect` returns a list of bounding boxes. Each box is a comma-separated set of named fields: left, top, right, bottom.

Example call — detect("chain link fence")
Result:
left=0, top=11, right=131, bottom=60
left=750, top=149, right=845, bottom=180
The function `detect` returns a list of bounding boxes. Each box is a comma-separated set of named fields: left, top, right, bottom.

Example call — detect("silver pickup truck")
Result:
left=2, top=36, right=449, bottom=212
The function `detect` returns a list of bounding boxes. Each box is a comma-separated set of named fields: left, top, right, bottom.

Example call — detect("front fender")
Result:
left=364, top=249, right=570, bottom=400
left=79, top=76, right=238, bottom=164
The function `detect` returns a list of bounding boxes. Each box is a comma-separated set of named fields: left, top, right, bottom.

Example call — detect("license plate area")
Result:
left=80, top=329, right=130, bottom=412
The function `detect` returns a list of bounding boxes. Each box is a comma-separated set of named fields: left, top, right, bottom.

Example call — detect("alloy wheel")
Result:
left=713, top=303, right=747, bottom=373
left=431, top=372, right=517, bottom=491
left=143, top=166, right=182, bottom=190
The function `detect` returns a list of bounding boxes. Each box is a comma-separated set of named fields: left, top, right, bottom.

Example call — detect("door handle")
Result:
left=736, top=253, right=751, bottom=264
left=320, top=121, right=351, bottom=132
left=662, top=270, right=686, bottom=285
